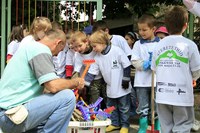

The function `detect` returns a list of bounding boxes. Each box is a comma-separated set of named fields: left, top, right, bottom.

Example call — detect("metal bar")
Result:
left=1, top=0, right=6, bottom=76
left=16, top=0, right=19, bottom=25
left=189, top=12, right=194, bottom=40
left=35, top=0, right=37, bottom=17
left=41, top=0, right=43, bottom=16
left=96, top=0, right=102, bottom=20
left=78, top=1, right=80, bottom=30
left=28, top=0, right=31, bottom=29
left=53, top=1, right=55, bottom=21
left=22, top=0, right=24, bottom=24
left=37, top=0, right=98, bottom=1
left=7, top=0, right=12, bottom=43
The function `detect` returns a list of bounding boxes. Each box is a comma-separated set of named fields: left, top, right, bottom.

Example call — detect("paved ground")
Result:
left=109, top=115, right=148, bottom=133
left=109, top=91, right=200, bottom=133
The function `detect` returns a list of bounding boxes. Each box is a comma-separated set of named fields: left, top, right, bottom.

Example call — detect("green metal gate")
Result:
left=0, top=0, right=102, bottom=77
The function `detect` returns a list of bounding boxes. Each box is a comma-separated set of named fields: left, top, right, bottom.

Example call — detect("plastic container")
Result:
left=67, top=119, right=111, bottom=133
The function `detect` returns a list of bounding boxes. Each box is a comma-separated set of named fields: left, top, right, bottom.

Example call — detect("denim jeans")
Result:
left=107, top=93, right=130, bottom=128
left=130, top=76, right=137, bottom=116
left=0, top=89, right=75, bottom=133
left=136, top=87, right=151, bottom=117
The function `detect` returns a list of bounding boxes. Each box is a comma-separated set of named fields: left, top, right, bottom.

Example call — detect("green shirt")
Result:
left=0, top=41, right=59, bottom=109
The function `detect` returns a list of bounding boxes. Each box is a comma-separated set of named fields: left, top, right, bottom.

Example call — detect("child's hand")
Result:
left=193, top=80, right=197, bottom=88
left=143, top=60, right=151, bottom=71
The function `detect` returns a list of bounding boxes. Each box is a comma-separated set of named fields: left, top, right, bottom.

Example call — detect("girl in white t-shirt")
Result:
left=125, top=32, right=139, bottom=117
left=85, top=30, right=131, bottom=133
left=20, top=17, right=52, bottom=48
left=7, top=25, right=24, bottom=63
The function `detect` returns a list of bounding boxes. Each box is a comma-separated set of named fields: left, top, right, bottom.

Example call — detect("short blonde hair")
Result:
left=71, top=31, right=87, bottom=45
left=29, top=17, right=52, bottom=40
left=89, top=30, right=110, bottom=46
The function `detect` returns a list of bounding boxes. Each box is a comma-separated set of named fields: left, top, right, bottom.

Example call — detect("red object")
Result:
left=7, top=54, right=13, bottom=62
left=65, top=65, right=74, bottom=78
left=104, top=106, right=116, bottom=114
left=75, top=59, right=95, bottom=100
left=147, top=71, right=160, bottom=133
left=155, top=26, right=169, bottom=35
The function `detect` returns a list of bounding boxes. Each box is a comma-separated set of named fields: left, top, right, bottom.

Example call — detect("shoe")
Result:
left=106, top=125, right=121, bottom=132
left=192, top=119, right=200, bottom=132
left=119, top=127, right=129, bottom=133
left=138, top=117, right=148, bottom=133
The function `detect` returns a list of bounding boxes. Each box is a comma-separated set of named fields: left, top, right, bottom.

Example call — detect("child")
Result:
left=92, top=20, right=132, bottom=59
left=20, top=17, right=52, bottom=47
left=21, top=24, right=29, bottom=37
left=125, top=32, right=139, bottom=49
left=155, top=26, right=169, bottom=39
left=52, top=21, right=69, bottom=78
left=65, top=30, right=76, bottom=79
left=131, top=14, right=160, bottom=132
left=125, top=31, right=139, bottom=116
left=85, top=30, right=131, bottom=133
left=155, top=20, right=200, bottom=133
left=71, top=31, right=106, bottom=104
left=151, top=6, right=200, bottom=133
left=7, top=25, right=24, bottom=62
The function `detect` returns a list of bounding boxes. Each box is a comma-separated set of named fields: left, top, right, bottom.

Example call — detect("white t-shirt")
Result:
left=66, top=49, right=75, bottom=66
left=53, top=45, right=69, bottom=78
left=151, top=35, right=200, bottom=106
left=7, top=40, right=20, bottom=56
left=74, top=51, right=102, bottom=79
left=111, top=35, right=132, bottom=56
left=19, top=35, right=35, bottom=48
left=88, top=45, right=131, bottom=98
left=131, top=40, right=157, bottom=87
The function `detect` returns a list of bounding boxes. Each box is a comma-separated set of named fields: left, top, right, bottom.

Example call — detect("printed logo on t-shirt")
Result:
left=112, top=60, right=119, bottom=69
left=177, top=88, right=186, bottom=95
left=156, top=46, right=189, bottom=67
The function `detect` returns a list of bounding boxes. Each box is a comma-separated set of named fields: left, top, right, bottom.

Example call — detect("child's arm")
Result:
left=122, top=65, right=131, bottom=89
left=131, top=52, right=152, bottom=71
left=192, top=69, right=200, bottom=81
left=65, top=65, right=74, bottom=78
left=85, top=73, right=96, bottom=86
left=65, top=49, right=75, bottom=78
left=6, top=54, right=13, bottom=63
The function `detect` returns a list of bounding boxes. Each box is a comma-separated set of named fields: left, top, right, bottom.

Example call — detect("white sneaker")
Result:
left=192, top=119, right=200, bottom=132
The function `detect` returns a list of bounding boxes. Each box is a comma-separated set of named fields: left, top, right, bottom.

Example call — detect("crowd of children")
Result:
left=4, top=3, right=200, bottom=133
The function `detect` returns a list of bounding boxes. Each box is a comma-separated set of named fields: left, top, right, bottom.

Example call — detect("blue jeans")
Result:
left=107, top=93, right=130, bottom=128
left=0, top=89, right=75, bottom=133
left=130, top=76, right=137, bottom=116
left=136, top=87, right=151, bottom=117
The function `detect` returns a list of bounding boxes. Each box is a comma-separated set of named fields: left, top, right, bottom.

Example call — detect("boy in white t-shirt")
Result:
left=151, top=6, right=200, bottom=133
left=85, top=30, right=131, bottom=133
left=92, top=20, right=132, bottom=59
left=71, top=31, right=106, bottom=104
left=131, top=14, right=160, bottom=132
